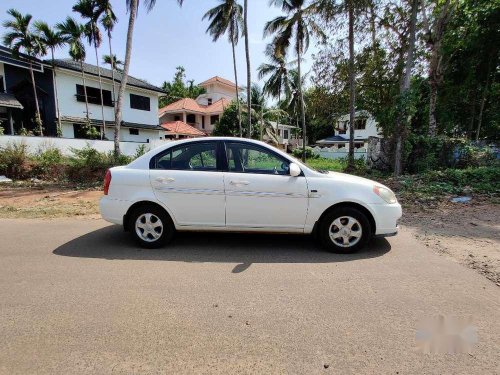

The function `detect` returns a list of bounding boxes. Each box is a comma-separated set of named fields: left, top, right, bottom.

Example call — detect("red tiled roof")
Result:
left=199, top=76, right=237, bottom=88
left=161, top=121, right=206, bottom=137
left=159, top=97, right=231, bottom=116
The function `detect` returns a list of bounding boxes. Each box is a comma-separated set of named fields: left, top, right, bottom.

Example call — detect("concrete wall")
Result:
left=0, top=135, right=170, bottom=157
left=312, top=146, right=367, bottom=160
left=55, top=69, right=160, bottom=126
left=59, top=122, right=162, bottom=143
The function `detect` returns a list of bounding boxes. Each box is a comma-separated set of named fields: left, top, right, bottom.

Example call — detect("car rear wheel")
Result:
left=318, top=207, right=371, bottom=253
left=129, top=204, right=174, bottom=248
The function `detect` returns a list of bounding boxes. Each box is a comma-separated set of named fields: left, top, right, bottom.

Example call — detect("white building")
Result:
left=53, top=59, right=165, bottom=143
left=158, top=76, right=241, bottom=138
left=316, top=110, right=381, bottom=149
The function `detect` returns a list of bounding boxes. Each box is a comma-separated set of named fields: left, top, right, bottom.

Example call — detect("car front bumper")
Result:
left=367, top=202, right=402, bottom=236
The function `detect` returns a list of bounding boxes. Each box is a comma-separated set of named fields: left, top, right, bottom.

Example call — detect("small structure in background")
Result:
left=316, top=110, right=381, bottom=150
left=313, top=110, right=381, bottom=160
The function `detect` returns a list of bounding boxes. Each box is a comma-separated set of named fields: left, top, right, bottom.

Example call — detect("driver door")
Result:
left=223, top=141, right=308, bottom=230
left=150, top=141, right=225, bottom=227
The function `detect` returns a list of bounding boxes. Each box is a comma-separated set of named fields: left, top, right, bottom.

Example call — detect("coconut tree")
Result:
left=97, top=0, right=118, bottom=105
left=250, top=83, right=287, bottom=143
left=264, top=0, right=322, bottom=161
left=34, top=21, right=66, bottom=136
left=56, top=17, right=91, bottom=127
left=203, top=0, right=243, bottom=137
left=258, top=43, right=291, bottom=143
left=243, top=0, right=252, bottom=138
left=73, top=0, right=107, bottom=139
left=114, top=0, right=185, bottom=156
left=2, top=9, right=46, bottom=135
left=103, top=54, right=123, bottom=71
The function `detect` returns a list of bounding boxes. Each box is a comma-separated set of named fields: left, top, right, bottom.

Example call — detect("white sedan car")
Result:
left=100, top=137, right=401, bottom=253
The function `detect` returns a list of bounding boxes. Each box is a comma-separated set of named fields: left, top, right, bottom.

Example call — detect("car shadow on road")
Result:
left=53, top=225, right=392, bottom=273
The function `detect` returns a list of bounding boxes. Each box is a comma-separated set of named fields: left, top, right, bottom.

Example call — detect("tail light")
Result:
left=103, top=169, right=112, bottom=195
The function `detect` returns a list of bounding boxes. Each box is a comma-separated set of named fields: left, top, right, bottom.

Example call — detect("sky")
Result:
left=1, top=0, right=317, bottom=89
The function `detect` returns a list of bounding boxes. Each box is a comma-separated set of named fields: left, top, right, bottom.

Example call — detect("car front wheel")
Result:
left=318, top=207, right=371, bottom=253
left=129, top=204, right=174, bottom=248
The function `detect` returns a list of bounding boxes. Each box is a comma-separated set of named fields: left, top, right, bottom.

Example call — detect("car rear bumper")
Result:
left=367, top=202, right=402, bottom=236
left=99, top=196, right=127, bottom=225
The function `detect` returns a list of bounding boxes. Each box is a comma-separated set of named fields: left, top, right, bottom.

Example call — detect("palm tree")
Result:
left=243, top=0, right=252, bottom=138
left=250, top=83, right=286, bottom=143
left=264, top=0, right=322, bottom=161
left=203, top=0, right=243, bottom=137
left=73, top=0, right=107, bottom=139
left=258, top=44, right=291, bottom=143
left=103, top=54, right=123, bottom=71
left=2, top=9, right=46, bottom=135
left=56, top=17, right=90, bottom=126
left=114, top=0, right=184, bottom=156
left=97, top=0, right=118, bottom=107
left=34, top=21, right=66, bottom=136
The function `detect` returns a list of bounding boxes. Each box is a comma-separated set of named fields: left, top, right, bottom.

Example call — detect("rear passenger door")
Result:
left=222, top=141, right=309, bottom=230
left=149, top=141, right=226, bottom=227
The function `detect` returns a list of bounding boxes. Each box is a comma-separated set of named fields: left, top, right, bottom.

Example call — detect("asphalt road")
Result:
left=0, top=219, right=499, bottom=374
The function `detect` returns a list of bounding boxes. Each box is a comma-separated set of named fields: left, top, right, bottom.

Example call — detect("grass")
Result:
left=305, top=157, right=345, bottom=172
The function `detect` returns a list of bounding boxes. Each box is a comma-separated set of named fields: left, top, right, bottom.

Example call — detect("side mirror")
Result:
left=289, top=162, right=301, bottom=177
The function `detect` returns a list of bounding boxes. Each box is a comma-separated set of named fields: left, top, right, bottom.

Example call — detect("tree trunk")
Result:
left=80, top=60, right=90, bottom=123
left=114, top=0, right=138, bottom=157
left=427, top=55, right=439, bottom=136
left=231, top=39, right=242, bottom=138
left=476, top=56, right=493, bottom=141
left=297, top=48, right=306, bottom=162
left=243, top=0, right=252, bottom=138
left=94, top=43, right=107, bottom=140
left=347, top=0, right=356, bottom=170
left=29, top=61, right=43, bottom=136
left=51, top=49, right=62, bottom=136
left=394, top=0, right=418, bottom=176
left=108, top=31, right=117, bottom=107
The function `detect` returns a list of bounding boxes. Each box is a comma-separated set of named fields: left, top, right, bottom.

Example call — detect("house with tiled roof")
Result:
left=159, top=76, right=241, bottom=139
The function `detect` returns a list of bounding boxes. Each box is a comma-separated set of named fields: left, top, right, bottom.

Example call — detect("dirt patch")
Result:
left=402, top=200, right=500, bottom=286
left=0, top=184, right=101, bottom=219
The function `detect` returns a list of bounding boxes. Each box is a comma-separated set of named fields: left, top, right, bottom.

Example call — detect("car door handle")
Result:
left=230, top=180, right=250, bottom=186
left=156, top=177, right=175, bottom=183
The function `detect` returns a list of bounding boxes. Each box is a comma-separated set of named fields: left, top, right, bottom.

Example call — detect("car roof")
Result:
left=128, top=137, right=311, bottom=172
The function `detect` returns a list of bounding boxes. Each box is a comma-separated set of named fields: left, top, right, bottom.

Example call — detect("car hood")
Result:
left=324, top=171, right=391, bottom=190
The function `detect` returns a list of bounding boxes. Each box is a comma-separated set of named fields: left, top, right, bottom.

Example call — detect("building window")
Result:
left=338, top=129, right=346, bottom=135
left=355, top=142, right=364, bottom=149
left=0, top=76, right=4, bottom=92
left=129, top=128, right=139, bottom=135
left=283, top=129, right=289, bottom=139
left=207, top=98, right=212, bottom=105
left=201, top=117, right=205, bottom=129
left=186, top=114, right=196, bottom=124
left=354, top=118, right=367, bottom=130
left=76, top=84, right=113, bottom=106
left=174, top=115, right=180, bottom=121
left=210, top=115, right=219, bottom=125
left=130, top=94, right=150, bottom=111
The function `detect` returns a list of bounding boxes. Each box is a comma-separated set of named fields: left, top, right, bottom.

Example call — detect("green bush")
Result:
left=292, top=146, right=319, bottom=159
left=32, top=147, right=65, bottom=180
left=0, top=142, right=33, bottom=179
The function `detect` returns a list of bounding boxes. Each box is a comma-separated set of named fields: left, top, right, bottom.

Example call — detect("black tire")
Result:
left=318, top=206, right=371, bottom=253
left=128, top=204, right=175, bottom=249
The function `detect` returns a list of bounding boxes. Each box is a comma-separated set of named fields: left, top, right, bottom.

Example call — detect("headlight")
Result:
left=373, top=185, right=397, bottom=204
